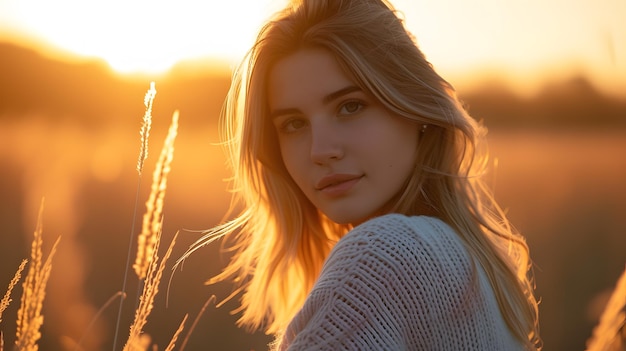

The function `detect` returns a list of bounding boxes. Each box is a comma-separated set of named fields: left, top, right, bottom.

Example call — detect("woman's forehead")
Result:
left=267, top=49, right=358, bottom=108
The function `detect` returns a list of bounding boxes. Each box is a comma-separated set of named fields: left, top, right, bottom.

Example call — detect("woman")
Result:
left=183, top=0, right=541, bottom=349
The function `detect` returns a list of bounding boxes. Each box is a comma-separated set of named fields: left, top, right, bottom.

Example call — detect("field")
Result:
left=1, top=116, right=625, bottom=350
left=0, top=42, right=625, bottom=350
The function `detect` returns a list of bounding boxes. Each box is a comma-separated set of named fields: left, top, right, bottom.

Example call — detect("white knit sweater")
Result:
left=279, top=214, right=525, bottom=350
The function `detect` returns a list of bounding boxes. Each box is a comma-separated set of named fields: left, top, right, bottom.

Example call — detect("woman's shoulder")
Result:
left=337, top=214, right=467, bottom=258
left=351, top=213, right=452, bottom=237
left=325, top=214, right=473, bottom=282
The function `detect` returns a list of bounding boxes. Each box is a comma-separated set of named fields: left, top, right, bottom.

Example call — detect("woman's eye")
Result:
left=278, top=118, right=308, bottom=133
left=338, top=100, right=365, bottom=115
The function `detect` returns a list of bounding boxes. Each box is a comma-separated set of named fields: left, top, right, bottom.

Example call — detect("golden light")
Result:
left=393, top=0, right=626, bottom=97
left=0, top=0, right=624, bottom=96
left=0, top=0, right=288, bottom=75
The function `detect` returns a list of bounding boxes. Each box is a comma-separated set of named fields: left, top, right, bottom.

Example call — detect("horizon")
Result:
left=0, top=0, right=624, bottom=99
left=1, top=37, right=624, bottom=103
left=1, top=39, right=625, bottom=133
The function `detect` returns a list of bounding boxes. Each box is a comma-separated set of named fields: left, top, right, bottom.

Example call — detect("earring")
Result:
left=421, top=124, right=428, bottom=133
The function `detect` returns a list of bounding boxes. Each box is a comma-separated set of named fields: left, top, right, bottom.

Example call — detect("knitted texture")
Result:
left=279, top=214, right=524, bottom=350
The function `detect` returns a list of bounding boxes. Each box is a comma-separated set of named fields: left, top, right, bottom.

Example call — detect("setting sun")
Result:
left=0, top=0, right=286, bottom=74
left=0, top=0, right=624, bottom=93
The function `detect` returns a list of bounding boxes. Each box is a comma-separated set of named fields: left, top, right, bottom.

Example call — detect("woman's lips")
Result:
left=315, top=174, right=363, bottom=196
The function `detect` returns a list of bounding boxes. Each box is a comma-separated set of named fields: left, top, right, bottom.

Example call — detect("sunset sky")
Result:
left=0, top=0, right=624, bottom=96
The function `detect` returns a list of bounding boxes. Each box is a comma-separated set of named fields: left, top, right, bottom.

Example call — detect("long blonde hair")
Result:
left=182, top=0, right=540, bottom=348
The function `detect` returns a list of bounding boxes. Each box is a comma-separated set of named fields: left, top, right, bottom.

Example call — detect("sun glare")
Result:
left=0, top=0, right=287, bottom=75
left=0, top=0, right=624, bottom=95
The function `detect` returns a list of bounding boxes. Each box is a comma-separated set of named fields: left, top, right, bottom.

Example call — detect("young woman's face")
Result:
left=268, top=48, right=419, bottom=225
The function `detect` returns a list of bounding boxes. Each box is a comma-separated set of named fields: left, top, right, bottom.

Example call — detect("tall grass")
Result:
left=586, top=267, right=626, bottom=351
left=1, top=83, right=622, bottom=350
left=116, top=84, right=186, bottom=350
left=112, top=81, right=159, bottom=350
left=133, top=110, right=179, bottom=280
left=123, top=231, right=181, bottom=350
left=0, top=199, right=61, bottom=351
left=123, top=102, right=183, bottom=350
left=15, top=200, right=60, bottom=351
left=0, top=83, right=198, bottom=351
left=0, top=260, right=27, bottom=324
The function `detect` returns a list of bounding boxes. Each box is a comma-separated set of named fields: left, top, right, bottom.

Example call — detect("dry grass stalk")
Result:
left=163, top=314, right=188, bottom=351
left=70, top=291, right=126, bottom=351
left=0, top=259, right=28, bottom=323
left=133, top=110, right=179, bottom=280
left=15, top=200, right=61, bottom=351
left=137, top=82, right=157, bottom=175
left=179, top=295, right=216, bottom=351
left=124, top=231, right=179, bottom=351
left=586, top=266, right=626, bottom=351
left=113, top=82, right=161, bottom=351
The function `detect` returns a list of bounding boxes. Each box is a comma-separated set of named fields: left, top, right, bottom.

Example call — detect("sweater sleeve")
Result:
left=279, top=214, right=494, bottom=350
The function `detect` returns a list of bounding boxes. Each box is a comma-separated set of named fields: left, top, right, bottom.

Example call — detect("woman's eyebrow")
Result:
left=322, top=85, right=361, bottom=104
left=270, top=85, right=362, bottom=120
left=270, top=107, right=300, bottom=120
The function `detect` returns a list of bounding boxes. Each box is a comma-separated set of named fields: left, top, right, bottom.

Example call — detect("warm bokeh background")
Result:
left=1, top=0, right=625, bottom=350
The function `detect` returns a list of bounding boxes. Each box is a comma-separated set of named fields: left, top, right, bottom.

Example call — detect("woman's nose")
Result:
left=309, top=119, right=344, bottom=165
